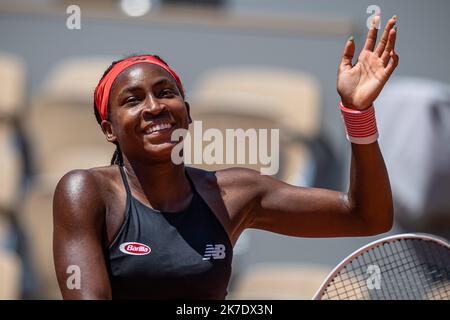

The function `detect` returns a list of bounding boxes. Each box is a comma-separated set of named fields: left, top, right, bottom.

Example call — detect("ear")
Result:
left=184, top=101, right=193, bottom=124
left=101, top=120, right=117, bottom=143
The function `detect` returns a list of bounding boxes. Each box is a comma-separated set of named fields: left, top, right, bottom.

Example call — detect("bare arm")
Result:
left=237, top=16, right=398, bottom=238
left=245, top=141, right=392, bottom=237
left=53, top=170, right=112, bottom=299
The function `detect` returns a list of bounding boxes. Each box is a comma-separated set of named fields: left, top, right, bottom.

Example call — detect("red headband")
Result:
left=94, top=55, right=184, bottom=121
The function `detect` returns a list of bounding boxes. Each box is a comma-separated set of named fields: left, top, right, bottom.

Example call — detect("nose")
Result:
left=142, top=94, right=166, bottom=118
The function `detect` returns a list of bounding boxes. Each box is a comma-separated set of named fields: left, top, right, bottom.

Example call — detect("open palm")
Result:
left=337, top=16, right=399, bottom=110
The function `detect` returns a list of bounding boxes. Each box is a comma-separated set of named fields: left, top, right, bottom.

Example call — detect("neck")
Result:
left=121, top=157, right=192, bottom=212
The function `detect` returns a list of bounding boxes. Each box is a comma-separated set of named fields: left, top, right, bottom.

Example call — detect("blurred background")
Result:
left=1, top=0, right=449, bottom=299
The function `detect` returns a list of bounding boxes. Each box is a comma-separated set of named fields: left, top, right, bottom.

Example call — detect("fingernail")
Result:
left=348, top=36, right=354, bottom=42
left=392, top=15, right=397, bottom=20
left=394, top=25, right=397, bottom=31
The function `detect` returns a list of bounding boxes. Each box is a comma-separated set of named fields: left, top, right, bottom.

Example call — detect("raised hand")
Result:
left=337, top=15, right=399, bottom=110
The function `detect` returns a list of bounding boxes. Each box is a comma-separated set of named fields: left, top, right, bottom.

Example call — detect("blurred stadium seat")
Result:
left=18, top=176, right=61, bottom=299
left=26, top=57, right=116, bottom=179
left=0, top=124, right=22, bottom=212
left=25, top=101, right=114, bottom=179
left=190, top=67, right=323, bottom=186
left=0, top=52, right=25, bottom=119
left=33, top=57, right=113, bottom=106
left=0, top=51, right=30, bottom=299
left=0, top=215, right=21, bottom=300
left=0, top=249, right=21, bottom=299
left=0, top=51, right=25, bottom=212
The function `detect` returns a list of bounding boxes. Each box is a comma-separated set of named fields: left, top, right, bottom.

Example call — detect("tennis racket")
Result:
left=313, top=233, right=450, bottom=300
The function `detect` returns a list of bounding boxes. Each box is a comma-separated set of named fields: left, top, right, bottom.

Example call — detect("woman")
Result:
left=53, top=15, right=398, bottom=299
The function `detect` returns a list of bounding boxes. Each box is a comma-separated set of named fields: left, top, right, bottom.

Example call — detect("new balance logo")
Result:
left=202, top=244, right=226, bottom=260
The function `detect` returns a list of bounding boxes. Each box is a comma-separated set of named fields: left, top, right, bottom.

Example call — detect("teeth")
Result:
left=146, top=122, right=172, bottom=134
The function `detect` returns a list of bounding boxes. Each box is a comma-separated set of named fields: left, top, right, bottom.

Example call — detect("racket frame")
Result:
left=313, top=233, right=450, bottom=300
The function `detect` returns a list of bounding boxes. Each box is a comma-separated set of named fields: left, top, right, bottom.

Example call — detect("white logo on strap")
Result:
left=203, top=244, right=226, bottom=260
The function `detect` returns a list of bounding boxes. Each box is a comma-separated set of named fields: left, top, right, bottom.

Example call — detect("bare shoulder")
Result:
left=53, top=165, right=119, bottom=224
left=54, top=166, right=114, bottom=198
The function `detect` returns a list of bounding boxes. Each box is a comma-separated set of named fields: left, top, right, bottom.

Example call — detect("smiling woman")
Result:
left=93, top=55, right=185, bottom=166
left=53, top=14, right=398, bottom=300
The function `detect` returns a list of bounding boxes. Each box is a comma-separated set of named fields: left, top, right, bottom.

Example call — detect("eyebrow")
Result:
left=117, top=77, right=176, bottom=99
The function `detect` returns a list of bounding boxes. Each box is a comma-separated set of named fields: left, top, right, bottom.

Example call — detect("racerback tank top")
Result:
left=106, top=165, right=233, bottom=299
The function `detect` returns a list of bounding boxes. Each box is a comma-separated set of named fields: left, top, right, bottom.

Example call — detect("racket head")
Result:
left=313, top=233, right=450, bottom=300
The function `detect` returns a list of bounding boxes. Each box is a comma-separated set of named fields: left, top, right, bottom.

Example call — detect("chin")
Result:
left=143, top=141, right=178, bottom=162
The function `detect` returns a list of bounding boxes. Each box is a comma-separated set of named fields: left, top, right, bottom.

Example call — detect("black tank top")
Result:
left=106, top=165, right=233, bottom=300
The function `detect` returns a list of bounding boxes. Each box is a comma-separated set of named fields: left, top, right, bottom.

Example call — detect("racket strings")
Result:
left=414, top=240, right=450, bottom=299
left=423, top=240, right=450, bottom=299
left=321, top=239, right=450, bottom=300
